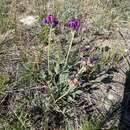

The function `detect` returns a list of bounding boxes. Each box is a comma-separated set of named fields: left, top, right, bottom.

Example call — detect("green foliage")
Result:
left=80, top=120, right=102, bottom=130
left=12, top=60, right=82, bottom=129
left=80, top=119, right=119, bottom=130
left=0, top=75, right=9, bottom=91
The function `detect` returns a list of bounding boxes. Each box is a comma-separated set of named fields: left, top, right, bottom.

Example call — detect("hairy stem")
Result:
left=64, top=31, right=75, bottom=68
left=48, top=27, right=52, bottom=74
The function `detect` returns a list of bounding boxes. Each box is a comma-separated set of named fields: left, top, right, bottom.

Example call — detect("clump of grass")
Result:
left=0, top=75, right=9, bottom=92
left=0, top=0, right=11, bottom=33
left=80, top=119, right=119, bottom=130
left=80, top=120, right=102, bottom=130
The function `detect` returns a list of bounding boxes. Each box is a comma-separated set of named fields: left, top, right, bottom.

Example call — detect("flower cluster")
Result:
left=42, top=15, right=80, bottom=30
left=42, top=15, right=59, bottom=27
left=68, top=18, right=80, bottom=30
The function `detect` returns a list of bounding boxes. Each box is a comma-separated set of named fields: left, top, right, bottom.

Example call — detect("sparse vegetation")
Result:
left=0, top=0, right=130, bottom=130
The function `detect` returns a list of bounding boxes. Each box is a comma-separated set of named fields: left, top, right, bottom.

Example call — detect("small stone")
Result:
left=108, top=94, right=114, bottom=100
left=19, top=15, right=38, bottom=27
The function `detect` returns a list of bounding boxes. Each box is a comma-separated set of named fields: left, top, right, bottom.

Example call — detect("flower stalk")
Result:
left=48, top=26, right=52, bottom=74
left=64, top=31, right=75, bottom=68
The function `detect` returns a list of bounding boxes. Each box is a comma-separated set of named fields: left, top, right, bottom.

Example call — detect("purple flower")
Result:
left=68, top=18, right=80, bottom=30
left=42, top=15, right=59, bottom=27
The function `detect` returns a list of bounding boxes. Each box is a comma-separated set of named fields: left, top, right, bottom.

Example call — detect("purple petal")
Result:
left=44, top=18, right=48, bottom=24
left=53, top=20, right=59, bottom=26
left=42, top=15, right=59, bottom=27
left=48, top=15, right=53, bottom=22
left=68, top=18, right=80, bottom=30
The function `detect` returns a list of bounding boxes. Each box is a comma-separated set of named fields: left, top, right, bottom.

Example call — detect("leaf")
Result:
left=54, top=63, right=60, bottom=74
left=68, top=96, right=76, bottom=103
left=75, top=90, right=83, bottom=95
left=59, top=72, right=69, bottom=83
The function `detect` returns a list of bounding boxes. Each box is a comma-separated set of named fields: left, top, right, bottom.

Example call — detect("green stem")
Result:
left=48, top=27, right=52, bottom=74
left=64, top=31, right=75, bottom=68
left=55, top=87, right=72, bottom=103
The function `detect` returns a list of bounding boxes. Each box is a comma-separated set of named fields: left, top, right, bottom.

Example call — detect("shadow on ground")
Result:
left=119, top=70, right=130, bottom=130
